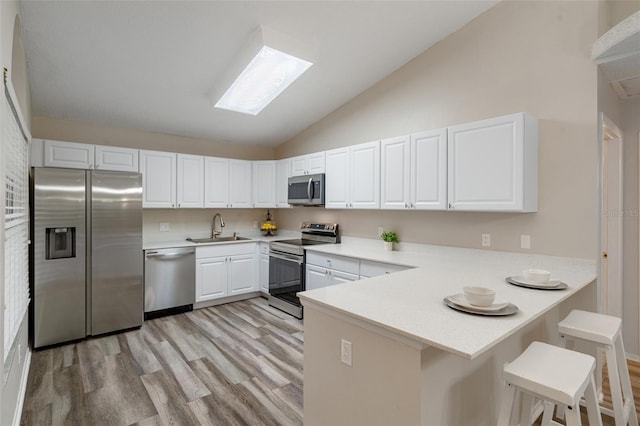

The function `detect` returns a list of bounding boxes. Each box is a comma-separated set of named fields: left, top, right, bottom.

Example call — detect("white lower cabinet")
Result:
left=305, top=251, right=413, bottom=289
left=359, top=260, right=411, bottom=279
left=195, top=243, right=257, bottom=303
left=305, top=252, right=360, bottom=291
left=258, top=243, right=270, bottom=294
left=306, top=265, right=358, bottom=291
left=196, top=257, right=228, bottom=300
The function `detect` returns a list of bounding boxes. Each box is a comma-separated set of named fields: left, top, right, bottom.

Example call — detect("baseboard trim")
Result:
left=12, top=348, right=31, bottom=426
left=626, top=352, right=640, bottom=363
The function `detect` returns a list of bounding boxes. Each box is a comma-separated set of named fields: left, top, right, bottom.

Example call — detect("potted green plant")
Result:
left=381, top=231, right=398, bottom=251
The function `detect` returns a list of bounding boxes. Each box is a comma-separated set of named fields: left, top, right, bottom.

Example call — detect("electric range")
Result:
left=267, top=222, right=339, bottom=318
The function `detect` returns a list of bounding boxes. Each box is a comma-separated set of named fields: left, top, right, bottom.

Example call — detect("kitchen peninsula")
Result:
left=298, top=239, right=597, bottom=425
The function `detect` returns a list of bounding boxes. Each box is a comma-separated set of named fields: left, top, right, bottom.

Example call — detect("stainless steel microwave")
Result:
left=288, top=173, right=325, bottom=206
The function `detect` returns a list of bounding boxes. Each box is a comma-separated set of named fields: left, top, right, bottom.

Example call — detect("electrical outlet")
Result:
left=159, top=222, right=170, bottom=232
left=521, top=235, right=531, bottom=249
left=341, top=339, right=352, bottom=366
left=253, top=221, right=258, bottom=229
left=377, top=227, right=384, bottom=237
left=481, top=233, right=491, bottom=247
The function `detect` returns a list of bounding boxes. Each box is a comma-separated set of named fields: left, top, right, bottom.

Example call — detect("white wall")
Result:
left=143, top=208, right=265, bottom=244
left=1, top=1, right=31, bottom=425
left=276, top=1, right=600, bottom=260
left=621, top=98, right=640, bottom=355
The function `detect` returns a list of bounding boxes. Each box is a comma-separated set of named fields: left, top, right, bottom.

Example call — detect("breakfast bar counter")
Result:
left=298, top=240, right=597, bottom=425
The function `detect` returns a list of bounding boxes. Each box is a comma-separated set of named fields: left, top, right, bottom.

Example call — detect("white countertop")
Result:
left=299, top=237, right=596, bottom=359
left=143, top=229, right=300, bottom=250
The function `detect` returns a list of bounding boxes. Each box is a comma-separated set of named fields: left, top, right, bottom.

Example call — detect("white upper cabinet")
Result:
left=381, top=130, right=447, bottom=210
left=381, top=136, right=411, bottom=209
left=176, top=154, right=204, bottom=208
left=43, top=140, right=95, bottom=169
left=350, top=141, right=380, bottom=209
left=95, top=145, right=139, bottom=172
left=325, top=147, right=350, bottom=208
left=290, top=152, right=325, bottom=176
left=228, top=160, right=252, bottom=208
left=411, top=129, right=447, bottom=210
left=139, top=150, right=177, bottom=208
left=275, top=159, right=291, bottom=208
left=204, top=156, right=230, bottom=208
left=447, top=112, right=538, bottom=212
left=325, top=141, right=380, bottom=209
left=39, top=140, right=139, bottom=172
left=252, top=161, right=276, bottom=208
left=204, top=157, right=252, bottom=208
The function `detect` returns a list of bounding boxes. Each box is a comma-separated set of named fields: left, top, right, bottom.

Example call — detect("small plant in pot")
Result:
left=381, top=231, right=398, bottom=251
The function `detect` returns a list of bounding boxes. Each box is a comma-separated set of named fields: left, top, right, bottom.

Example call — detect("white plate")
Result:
left=510, top=275, right=562, bottom=288
left=448, top=294, right=509, bottom=312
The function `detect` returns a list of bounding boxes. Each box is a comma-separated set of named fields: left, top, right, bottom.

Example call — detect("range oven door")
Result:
left=268, top=251, right=304, bottom=318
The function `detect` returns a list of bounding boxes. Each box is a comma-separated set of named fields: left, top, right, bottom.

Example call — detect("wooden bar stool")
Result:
left=558, top=310, right=638, bottom=426
left=498, top=341, right=602, bottom=426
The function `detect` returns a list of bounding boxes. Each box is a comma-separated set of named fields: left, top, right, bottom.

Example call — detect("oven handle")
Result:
left=307, top=177, right=313, bottom=202
left=269, top=252, right=304, bottom=265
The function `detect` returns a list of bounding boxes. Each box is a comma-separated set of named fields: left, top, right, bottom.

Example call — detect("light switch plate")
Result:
left=159, top=222, right=170, bottom=232
left=520, top=235, right=531, bottom=249
left=481, top=233, right=491, bottom=247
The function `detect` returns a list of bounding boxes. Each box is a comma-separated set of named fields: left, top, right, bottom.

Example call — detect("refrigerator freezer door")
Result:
left=90, top=170, right=143, bottom=335
left=33, top=168, right=87, bottom=348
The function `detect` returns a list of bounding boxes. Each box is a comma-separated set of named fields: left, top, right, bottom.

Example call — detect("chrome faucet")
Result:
left=211, top=213, right=225, bottom=238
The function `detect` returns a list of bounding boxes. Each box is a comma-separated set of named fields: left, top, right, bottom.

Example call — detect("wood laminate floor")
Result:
left=21, top=296, right=640, bottom=426
left=20, top=297, right=303, bottom=426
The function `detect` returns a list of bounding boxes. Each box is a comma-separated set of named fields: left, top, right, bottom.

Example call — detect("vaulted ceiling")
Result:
left=20, top=1, right=498, bottom=146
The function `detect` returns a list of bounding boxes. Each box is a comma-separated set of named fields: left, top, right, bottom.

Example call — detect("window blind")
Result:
left=3, top=77, right=30, bottom=362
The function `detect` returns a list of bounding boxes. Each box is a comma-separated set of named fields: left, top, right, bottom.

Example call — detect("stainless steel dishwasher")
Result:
left=144, top=247, right=195, bottom=317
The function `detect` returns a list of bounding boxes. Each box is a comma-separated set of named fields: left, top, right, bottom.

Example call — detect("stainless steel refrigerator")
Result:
left=31, top=167, right=143, bottom=348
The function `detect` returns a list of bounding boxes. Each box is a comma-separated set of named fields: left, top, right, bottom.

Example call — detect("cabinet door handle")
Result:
left=448, top=203, right=452, bottom=209
left=172, top=203, right=175, bottom=208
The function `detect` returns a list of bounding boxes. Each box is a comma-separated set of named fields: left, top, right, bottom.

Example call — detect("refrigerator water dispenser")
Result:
left=46, top=227, right=76, bottom=259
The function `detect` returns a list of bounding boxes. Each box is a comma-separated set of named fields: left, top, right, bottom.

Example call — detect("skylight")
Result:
left=215, top=46, right=312, bottom=115
left=212, top=26, right=315, bottom=116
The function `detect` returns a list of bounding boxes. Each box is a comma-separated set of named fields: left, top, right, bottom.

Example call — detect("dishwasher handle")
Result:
left=145, top=250, right=194, bottom=259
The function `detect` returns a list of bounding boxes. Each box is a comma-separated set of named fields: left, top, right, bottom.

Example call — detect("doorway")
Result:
left=600, top=113, right=624, bottom=317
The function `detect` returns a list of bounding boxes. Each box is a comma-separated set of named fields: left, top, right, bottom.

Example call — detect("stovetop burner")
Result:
left=269, top=223, right=339, bottom=256
left=273, top=239, right=330, bottom=247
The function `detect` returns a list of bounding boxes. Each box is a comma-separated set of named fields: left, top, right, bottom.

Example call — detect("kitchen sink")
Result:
left=186, top=236, right=251, bottom=243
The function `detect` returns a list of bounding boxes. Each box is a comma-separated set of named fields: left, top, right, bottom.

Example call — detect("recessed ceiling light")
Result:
left=213, top=26, right=315, bottom=116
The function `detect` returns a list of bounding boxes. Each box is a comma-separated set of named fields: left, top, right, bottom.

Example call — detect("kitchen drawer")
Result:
left=306, top=252, right=359, bottom=275
left=360, top=260, right=411, bottom=278
left=196, top=242, right=256, bottom=259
